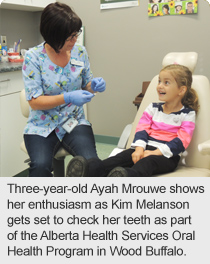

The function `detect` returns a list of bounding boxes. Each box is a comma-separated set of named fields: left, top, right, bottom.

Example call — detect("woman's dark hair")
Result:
left=152, top=4, right=158, bottom=13
left=40, top=2, right=82, bottom=53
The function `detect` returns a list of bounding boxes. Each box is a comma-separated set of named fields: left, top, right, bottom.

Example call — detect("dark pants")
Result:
left=24, top=125, right=98, bottom=177
left=87, top=146, right=180, bottom=177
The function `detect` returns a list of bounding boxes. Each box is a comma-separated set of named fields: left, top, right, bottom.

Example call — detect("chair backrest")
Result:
left=126, top=52, right=210, bottom=170
left=162, top=52, right=198, bottom=73
left=20, top=89, right=29, bottom=118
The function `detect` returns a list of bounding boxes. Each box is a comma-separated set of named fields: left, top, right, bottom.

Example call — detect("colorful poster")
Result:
left=148, top=1, right=198, bottom=17
left=100, top=0, right=139, bottom=10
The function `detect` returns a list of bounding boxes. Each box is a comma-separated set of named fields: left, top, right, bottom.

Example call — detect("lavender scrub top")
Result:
left=22, top=42, right=93, bottom=141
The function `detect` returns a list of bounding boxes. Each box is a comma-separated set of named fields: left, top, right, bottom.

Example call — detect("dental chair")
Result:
left=110, top=52, right=210, bottom=177
left=20, top=89, right=71, bottom=177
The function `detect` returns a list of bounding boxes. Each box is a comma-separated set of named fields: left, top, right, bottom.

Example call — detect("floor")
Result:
left=96, top=142, right=117, bottom=159
left=15, top=142, right=117, bottom=177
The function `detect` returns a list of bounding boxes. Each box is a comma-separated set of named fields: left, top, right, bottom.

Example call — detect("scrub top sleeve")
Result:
left=22, top=49, right=44, bottom=101
left=81, top=47, right=93, bottom=88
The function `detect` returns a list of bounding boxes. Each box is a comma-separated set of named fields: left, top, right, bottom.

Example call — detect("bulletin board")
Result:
left=148, top=1, right=198, bottom=17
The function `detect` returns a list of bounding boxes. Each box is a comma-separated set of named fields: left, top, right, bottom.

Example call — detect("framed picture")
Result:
left=100, top=0, right=139, bottom=10
left=148, top=1, right=198, bottom=17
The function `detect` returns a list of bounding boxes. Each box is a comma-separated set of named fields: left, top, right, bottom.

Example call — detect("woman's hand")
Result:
left=91, top=77, right=106, bottom=93
left=64, top=90, right=94, bottom=106
left=29, top=90, right=95, bottom=110
left=132, top=146, right=144, bottom=164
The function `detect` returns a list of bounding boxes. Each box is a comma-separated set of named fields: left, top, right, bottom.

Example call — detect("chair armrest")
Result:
left=109, top=148, right=124, bottom=157
left=109, top=124, right=132, bottom=157
left=117, top=124, right=133, bottom=149
left=198, top=140, right=210, bottom=155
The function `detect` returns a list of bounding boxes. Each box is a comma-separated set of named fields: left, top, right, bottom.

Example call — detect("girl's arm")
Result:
left=131, top=104, right=154, bottom=163
left=143, top=148, right=163, bottom=158
left=132, top=147, right=163, bottom=164
left=158, top=109, right=196, bottom=158
left=131, top=103, right=154, bottom=149
left=132, top=146, right=144, bottom=164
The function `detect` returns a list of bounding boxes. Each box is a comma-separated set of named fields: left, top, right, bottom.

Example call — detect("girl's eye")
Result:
left=165, top=81, right=169, bottom=85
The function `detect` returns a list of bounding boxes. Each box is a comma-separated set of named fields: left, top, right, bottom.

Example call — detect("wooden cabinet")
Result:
left=0, top=71, right=28, bottom=177
left=1, top=0, right=55, bottom=11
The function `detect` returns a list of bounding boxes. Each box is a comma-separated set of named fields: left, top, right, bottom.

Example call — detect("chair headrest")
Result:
left=162, top=52, right=198, bottom=73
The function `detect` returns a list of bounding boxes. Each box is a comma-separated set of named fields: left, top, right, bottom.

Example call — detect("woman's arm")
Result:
left=29, top=90, right=94, bottom=110
left=28, top=94, right=65, bottom=110
left=83, top=79, right=106, bottom=94
left=83, top=81, right=95, bottom=94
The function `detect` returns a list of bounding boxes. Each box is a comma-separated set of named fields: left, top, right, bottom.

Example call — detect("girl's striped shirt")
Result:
left=131, top=103, right=196, bottom=158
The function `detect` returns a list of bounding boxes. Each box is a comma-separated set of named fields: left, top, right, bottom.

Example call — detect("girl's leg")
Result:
left=62, top=125, right=98, bottom=160
left=24, top=132, right=61, bottom=177
left=66, top=148, right=135, bottom=177
left=131, top=155, right=180, bottom=177
left=108, top=145, right=180, bottom=177
left=101, top=148, right=135, bottom=176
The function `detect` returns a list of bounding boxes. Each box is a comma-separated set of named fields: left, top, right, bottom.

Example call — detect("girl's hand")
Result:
left=132, top=147, right=144, bottom=164
left=143, top=149, right=163, bottom=158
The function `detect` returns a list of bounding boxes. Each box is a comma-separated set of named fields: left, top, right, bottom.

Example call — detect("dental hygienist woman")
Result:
left=22, top=2, right=106, bottom=177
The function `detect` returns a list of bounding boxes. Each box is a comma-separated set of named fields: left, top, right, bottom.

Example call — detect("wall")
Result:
left=0, top=9, right=41, bottom=50
left=61, top=0, right=210, bottom=138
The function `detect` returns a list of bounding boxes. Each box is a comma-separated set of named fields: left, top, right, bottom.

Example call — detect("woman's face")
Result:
left=153, top=5, right=158, bottom=12
left=60, top=33, right=78, bottom=52
left=153, top=0, right=159, bottom=3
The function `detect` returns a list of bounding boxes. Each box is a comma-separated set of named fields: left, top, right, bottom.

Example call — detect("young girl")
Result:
left=66, top=64, right=199, bottom=177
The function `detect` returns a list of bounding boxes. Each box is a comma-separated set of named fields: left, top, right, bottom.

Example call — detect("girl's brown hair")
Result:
left=161, top=64, right=199, bottom=114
